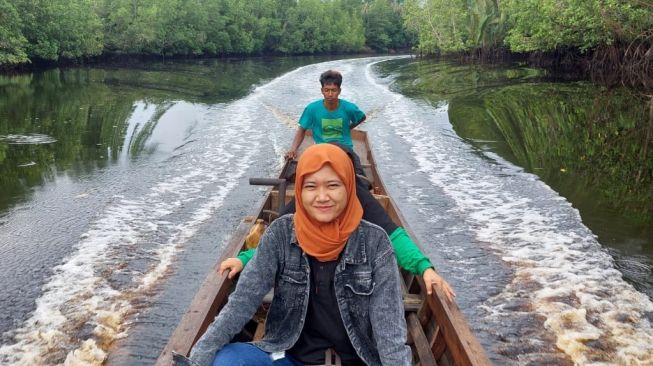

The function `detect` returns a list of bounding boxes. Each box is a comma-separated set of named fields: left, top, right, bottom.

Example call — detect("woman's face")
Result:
left=301, top=164, right=348, bottom=223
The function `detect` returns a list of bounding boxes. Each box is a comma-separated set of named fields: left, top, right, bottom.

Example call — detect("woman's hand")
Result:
left=219, top=258, right=244, bottom=279
left=422, top=268, right=456, bottom=302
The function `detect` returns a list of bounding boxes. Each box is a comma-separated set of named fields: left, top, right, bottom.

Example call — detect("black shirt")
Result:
left=288, top=256, right=365, bottom=366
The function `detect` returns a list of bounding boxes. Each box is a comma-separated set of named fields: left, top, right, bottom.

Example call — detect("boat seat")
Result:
left=322, top=348, right=342, bottom=366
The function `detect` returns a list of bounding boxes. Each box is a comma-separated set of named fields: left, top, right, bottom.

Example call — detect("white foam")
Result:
left=369, top=76, right=653, bottom=364
left=0, top=86, right=268, bottom=364
left=0, top=133, right=57, bottom=145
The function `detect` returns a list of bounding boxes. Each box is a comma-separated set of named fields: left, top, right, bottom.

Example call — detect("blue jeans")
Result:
left=212, top=343, right=303, bottom=366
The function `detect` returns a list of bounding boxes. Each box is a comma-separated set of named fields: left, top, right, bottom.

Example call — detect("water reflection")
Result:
left=378, top=59, right=653, bottom=298
left=0, top=56, right=343, bottom=365
left=0, top=57, right=329, bottom=214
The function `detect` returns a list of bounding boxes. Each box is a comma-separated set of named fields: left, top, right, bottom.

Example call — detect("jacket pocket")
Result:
left=280, top=268, right=307, bottom=284
left=276, top=268, right=308, bottom=308
left=344, top=271, right=374, bottom=295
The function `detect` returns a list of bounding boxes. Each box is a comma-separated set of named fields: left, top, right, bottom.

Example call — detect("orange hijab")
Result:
left=293, top=144, right=363, bottom=261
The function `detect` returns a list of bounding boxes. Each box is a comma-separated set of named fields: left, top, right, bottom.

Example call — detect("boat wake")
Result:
left=363, top=70, right=653, bottom=365
left=0, top=98, right=267, bottom=364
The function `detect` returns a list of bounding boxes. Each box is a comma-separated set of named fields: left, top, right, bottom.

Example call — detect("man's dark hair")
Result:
left=319, top=70, right=343, bottom=87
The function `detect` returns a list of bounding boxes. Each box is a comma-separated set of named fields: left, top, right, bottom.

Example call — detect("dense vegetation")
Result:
left=403, top=0, right=651, bottom=54
left=0, top=0, right=408, bottom=67
left=1, top=0, right=651, bottom=70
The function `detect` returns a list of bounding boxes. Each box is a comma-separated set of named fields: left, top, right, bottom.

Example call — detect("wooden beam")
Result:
left=407, top=313, right=439, bottom=366
left=425, top=287, right=492, bottom=366
left=404, top=293, right=423, bottom=313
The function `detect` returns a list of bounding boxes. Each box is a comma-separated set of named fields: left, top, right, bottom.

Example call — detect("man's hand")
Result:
left=284, top=149, right=297, bottom=160
left=285, top=127, right=306, bottom=160
left=219, top=258, right=244, bottom=279
left=422, top=268, right=456, bottom=302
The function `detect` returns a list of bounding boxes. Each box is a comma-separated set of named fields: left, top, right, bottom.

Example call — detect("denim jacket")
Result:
left=186, top=214, right=411, bottom=366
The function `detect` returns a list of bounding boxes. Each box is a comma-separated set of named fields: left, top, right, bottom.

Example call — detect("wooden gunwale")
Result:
left=155, top=130, right=491, bottom=366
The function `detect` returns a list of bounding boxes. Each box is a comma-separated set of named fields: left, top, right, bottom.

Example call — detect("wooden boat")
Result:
left=156, top=130, right=492, bottom=366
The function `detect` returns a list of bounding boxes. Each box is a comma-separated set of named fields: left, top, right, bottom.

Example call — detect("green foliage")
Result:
left=273, top=0, right=365, bottom=54
left=502, top=0, right=653, bottom=52
left=2, top=0, right=649, bottom=66
left=99, top=0, right=366, bottom=57
left=0, top=0, right=28, bottom=65
left=101, top=0, right=166, bottom=54
left=15, top=0, right=103, bottom=61
left=403, top=0, right=651, bottom=55
left=403, top=0, right=507, bottom=53
left=157, top=0, right=210, bottom=56
left=363, top=0, right=412, bottom=51
left=403, top=0, right=467, bottom=53
left=464, top=0, right=506, bottom=50
left=330, top=6, right=366, bottom=53
left=0, top=0, right=374, bottom=66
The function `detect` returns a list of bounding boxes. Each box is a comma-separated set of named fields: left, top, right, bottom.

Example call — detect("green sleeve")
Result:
left=236, top=248, right=256, bottom=266
left=389, top=227, right=434, bottom=276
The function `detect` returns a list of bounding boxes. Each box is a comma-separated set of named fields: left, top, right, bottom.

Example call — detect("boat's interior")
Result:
left=156, top=130, right=491, bottom=366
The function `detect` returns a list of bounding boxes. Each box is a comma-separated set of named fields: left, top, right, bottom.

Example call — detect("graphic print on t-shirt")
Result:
left=321, top=118, right=343, bottom=140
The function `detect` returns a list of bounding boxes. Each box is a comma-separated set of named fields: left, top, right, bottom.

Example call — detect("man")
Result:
left=285, top=70, right=366, bottom=160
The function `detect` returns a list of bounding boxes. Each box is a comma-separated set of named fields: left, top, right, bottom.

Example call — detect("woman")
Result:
left=177, top=143, right=411, bottom=366
left=220, top=143, right=456, bottom=301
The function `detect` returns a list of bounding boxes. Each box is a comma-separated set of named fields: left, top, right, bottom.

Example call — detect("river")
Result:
left=0, top=56, right=651, bottom=365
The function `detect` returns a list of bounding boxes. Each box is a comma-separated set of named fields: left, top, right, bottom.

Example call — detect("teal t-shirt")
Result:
left=299, top=99, right=365, bottom=149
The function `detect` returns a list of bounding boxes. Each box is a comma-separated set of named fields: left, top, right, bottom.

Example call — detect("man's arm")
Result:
left=350, top=115, right=367, bottom=130
left=285, top=127, right=307, bottom=160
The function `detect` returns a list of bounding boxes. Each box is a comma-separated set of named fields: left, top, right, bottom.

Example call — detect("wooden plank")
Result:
left=425, top=287, right=491, bottom=366
left=253, top=320, right=266, bottom=341
left=270, top=190, right=295, bottom=212
left=440, top=351, right=454, bottom=366
left=403, top=293, right=423, bottom=313
left=407, top=313, right=439, bottom=366
left=430, top=324, right=446, bottom=361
